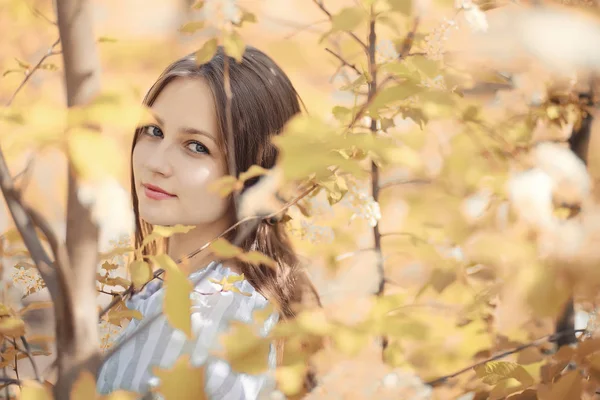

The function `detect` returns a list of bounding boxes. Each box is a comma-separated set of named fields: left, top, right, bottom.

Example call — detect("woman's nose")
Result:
left=143, top=142, right=174, bottom=177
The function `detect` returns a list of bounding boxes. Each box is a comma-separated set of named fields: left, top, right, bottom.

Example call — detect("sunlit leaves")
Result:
left=129, top=260, right=152, bottom=290
left=331, top=7, right=367, bottom=31
left=219, top=321, right=272, bottom=374
left=153, top=355, right=207, bottom=400
left=223, top=31, right=245, bottom=62
left=179, top=21, right=205, bottom=34
left=385, top=0, right=412, bottom=16
left=153, top=253, right=193, bottom=338
left=195, top=38, right=218, bottom=65
left=210, top=275, right=252, bottom=296
left=209, top=165, right=269, bottom=197
left=20, top=381, right=52, bottom=400
left=475, top=361, right=534, bottom=387
left=0, top=317, right=25, bottom=336
left=209, top=238, right=276, bottom=268
left=141, top=224, right=196, bottom=249
left=67, top=128, right=125, bottom=181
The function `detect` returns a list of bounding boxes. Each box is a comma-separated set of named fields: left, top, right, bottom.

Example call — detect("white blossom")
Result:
left=77, top=177, right=135, bottom=253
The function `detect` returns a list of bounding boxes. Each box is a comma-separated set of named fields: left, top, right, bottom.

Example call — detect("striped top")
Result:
left=96, top=262, right=280, bottom=399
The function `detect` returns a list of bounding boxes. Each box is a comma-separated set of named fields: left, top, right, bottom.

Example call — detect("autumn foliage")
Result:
left=3, top=0, right=600, bottom=399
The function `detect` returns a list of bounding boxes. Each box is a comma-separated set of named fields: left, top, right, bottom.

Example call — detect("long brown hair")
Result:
left=130, top=46, right=320, bottom=321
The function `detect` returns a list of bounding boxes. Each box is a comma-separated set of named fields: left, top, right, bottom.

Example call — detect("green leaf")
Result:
left=223, top=31, right=245, bottom=63
left=474, top=361, right=535, bottom=387
left=179, top=21, right=205, bottom=34
left=332, top=7, right=367, bottom=31
left=195, top=38, right=218, bottom=65
left=154, top=254, right=193, bottom=338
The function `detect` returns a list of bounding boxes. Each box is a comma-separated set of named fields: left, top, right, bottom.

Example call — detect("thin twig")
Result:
left=398, top=17, right=420, bottom=59
left=20, top=336, right=41, bottom=383
left=378, top=178, right=431, bottom=190
left=325, top=48, right=361, bottom=77
left=6, top=38, right=61, bottom=107
left=311, top=0, right=368, bottom=51
left=425, top=329, right=587, bottom=387
left=283, top=18, right=329, bottom=40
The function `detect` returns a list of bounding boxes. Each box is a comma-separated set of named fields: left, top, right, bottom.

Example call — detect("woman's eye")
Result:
left=186, top=141, right=209, bottom=155
left=143, top=125, right=163, bottom=138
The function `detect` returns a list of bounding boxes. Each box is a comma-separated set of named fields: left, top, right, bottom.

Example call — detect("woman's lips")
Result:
left=143, top=184, right=176, bottom=200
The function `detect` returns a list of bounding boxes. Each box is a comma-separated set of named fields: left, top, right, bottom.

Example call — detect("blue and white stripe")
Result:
left=96, top=262, right=279, bottom=399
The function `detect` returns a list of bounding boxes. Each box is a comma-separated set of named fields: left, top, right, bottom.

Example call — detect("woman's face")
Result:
left=132, top=77, right=230, bottom=227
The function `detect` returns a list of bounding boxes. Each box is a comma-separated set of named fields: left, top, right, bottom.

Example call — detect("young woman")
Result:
left=96, top=46, right=320, bottom=399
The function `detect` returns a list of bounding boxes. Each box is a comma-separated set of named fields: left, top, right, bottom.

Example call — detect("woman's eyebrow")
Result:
left=151, top=112, right=216, bottom=144
left=181, top=127, right=217, bottom=143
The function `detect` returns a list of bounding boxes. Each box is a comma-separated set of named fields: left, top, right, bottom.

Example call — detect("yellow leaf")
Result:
left=237, top=251, right=276, bottom=269
left=276, top=362, right=307, bottom=396
left=296, top=309, right=334, bottom=335
left=223, top=31, right=245, bottom=62
left=474, top=361, right=534, bottom=387
left=71, top=370, right=97, bottom=400
left=0, top=317, right=25, bottom=336
left=108, top=309, right=143, bottom=326
left=209, top=238, right=242, bottom=258
left=537, top=370, right=581, bottom=400
left=20, top=380, right=52, bottom=400
left=332, top=7, right=367, bottom=31
left=154, top=254, right=193, bottom=338
left=129, top=260, right=152, bottom=289
left=208, top=175, right=240, bottom=197
left=238, top=165, right=269, bottom=183
left=152, top=224, right=196, bottom=237
left=196, top=38, right=218, bottom=65
left=67, top=128, right=124, bottom=181
left=191, top=0, right=205, bottom=9
left=331, top=326, right=368, bottom=356
left=179, top=21, right=204, bottom=34
left=101, top=261, right=119, bottom=271
left=153, top=355, right=207, bottom=400
left=101, top=390, right=139, bottom=400
left=386, top=0, right=412, bottom=15
left=220, top=321, right=271, bottom=374
left=227, top=286, right=252, bottom=297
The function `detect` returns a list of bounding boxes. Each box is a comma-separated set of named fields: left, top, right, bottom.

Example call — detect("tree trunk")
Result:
left=54, top=0, right=102, bottom=397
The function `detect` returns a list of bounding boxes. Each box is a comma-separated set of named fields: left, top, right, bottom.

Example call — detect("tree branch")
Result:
left=20, top=336, right=42, bottom=383
left=5, top=38, right=61, bottom=107
left=425, top=329, right=586, bottom=387
left=378, top=178, right=431, bottom=190
left=325, top=48, right=361, bottom=77
left=311, top=0, right=368, bottom=50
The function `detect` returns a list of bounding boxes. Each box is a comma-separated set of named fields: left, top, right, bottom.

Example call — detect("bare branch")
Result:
left=425, top=329, right=587, bottom=387
left=311, top=0, right=368, bottom=51
left=397, top=18, right=420, bottom=59
left=5, top=38, right=61, bottom=107
left=0, top=150, right=58, bottom=296
left=379, top=178, right=431, bottom=190
left=20, top=336, right=42, bottom=383
left=325, top=48, right=361, bottom=77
